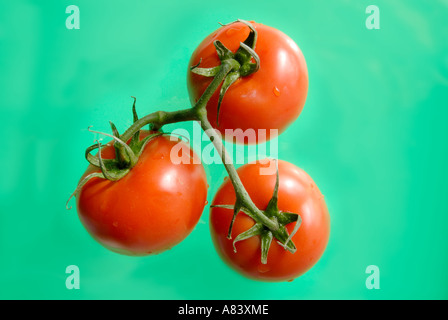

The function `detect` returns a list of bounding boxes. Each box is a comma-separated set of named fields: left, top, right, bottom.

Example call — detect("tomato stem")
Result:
left=198, top=115, right=279, bottom=232
left=119, top=108, right=197, bottom=143
left=116, top=59, right=239, bottom=142
left=192, top=59, right=240, bottom=116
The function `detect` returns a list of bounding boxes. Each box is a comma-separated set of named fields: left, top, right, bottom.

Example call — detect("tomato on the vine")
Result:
left=76, top=131, right=208, bottom=256
left=187, top=21, right=308, bottom=144
left=210, top=159, right=329, bottom=282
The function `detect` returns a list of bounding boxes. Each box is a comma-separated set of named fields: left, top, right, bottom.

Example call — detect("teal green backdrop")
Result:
left=1, top=0, right=447, bottom=300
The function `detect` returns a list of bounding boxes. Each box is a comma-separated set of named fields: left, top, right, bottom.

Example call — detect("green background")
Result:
left=1, top=0, right=447, bottom=300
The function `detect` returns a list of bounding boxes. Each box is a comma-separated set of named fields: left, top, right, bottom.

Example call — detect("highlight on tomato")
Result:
left=187, top=20, right=308, bottom=144
left=209, top=159, right=330, bottom=282
left=72, top=129, right=208, bottom=256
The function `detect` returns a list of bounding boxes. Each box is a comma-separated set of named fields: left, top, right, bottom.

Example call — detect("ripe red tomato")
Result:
left=76, top=131, right=208, bottom=256
left=210, top=159, right=330, bottom=282
left=187, top=21, right=308, bottom=144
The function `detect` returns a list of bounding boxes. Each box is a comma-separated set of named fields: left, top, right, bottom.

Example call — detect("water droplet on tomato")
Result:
left=205, top=200, right=209, bottom=205
left=152, top=153, right=163, bottom=160
left=273, top=86, right=281, bottom=97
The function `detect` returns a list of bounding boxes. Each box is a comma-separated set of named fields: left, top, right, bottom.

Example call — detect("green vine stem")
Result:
left=198, top=115, right=279, bottom=232
left=105, top=58, right=280, bottom=232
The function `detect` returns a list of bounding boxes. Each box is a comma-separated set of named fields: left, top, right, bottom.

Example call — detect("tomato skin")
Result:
left=210, top=160, right=329, bottom=281
left=187, top=21, right=308, bottom=144
left=76, top=131, right=208, bottom=256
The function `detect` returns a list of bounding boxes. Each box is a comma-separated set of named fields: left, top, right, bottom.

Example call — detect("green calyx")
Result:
left=65, top=98, right=163, bottom=209
left=190, top=19, right=260, bottom=125
left=211, top=161, right=302, bottom=264
left=84, top=97, right=163, bottom=181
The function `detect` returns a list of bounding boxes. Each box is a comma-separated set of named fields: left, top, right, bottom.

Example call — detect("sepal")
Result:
left=211, top=161, right=303, bottom=263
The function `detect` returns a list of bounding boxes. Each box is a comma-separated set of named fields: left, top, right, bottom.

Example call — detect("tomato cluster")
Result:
left=72, top=20, right=329, bottom=282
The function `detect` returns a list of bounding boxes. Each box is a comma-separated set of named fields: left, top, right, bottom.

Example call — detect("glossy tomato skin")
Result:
left=187, top=22, right=308, bottom=144
left=76, top=131, right=208, bottom=256
left=210, top=160, right=329, bottom=282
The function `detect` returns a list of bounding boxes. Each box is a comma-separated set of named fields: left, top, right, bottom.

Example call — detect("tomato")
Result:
left=209, top=159, right=329, bottom=281
left=76, top=131, right=208, bottom=256
left=187, top=21, right=308, bottom=144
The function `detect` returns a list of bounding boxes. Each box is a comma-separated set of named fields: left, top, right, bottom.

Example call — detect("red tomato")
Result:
left=76, top=131, right=208, bottom=256
left=210, top=159, right=330, bottom=281
left=187, top=21, right=308, bottom=144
